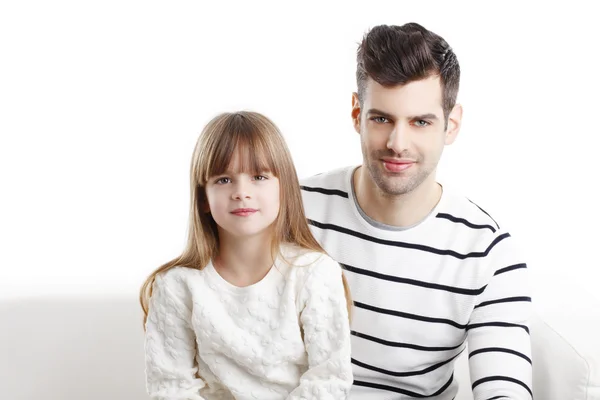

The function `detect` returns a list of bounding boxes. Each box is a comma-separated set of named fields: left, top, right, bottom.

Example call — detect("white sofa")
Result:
left=1, top=283, right=599, bottom=400
left=455, top=281, right=600, bottom=399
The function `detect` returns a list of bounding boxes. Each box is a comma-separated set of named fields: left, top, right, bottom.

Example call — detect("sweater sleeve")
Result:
left=144, top=270, right=207, bottom=400
left=467, top=231, right=533, bottom=400
left=287, top=255, right=353, bottom=400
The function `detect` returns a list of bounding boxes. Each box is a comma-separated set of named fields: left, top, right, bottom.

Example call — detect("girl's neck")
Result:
left=214, top=229, right=276, bottom=287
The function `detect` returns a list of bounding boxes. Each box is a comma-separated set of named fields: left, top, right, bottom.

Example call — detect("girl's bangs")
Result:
left=202, top=127, right=277, bottom=183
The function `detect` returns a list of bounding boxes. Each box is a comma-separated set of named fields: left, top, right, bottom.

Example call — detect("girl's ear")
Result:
left=196, top=186, right=211, bottom=213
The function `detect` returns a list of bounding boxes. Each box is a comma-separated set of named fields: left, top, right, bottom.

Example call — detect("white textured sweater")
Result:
left=144, top=245, right=353, bottom=400
left=301, top=167, right=533, bottom=400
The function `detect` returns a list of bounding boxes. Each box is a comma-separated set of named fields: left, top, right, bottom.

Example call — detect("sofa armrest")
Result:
left=531, top=286, right=600, bottom=400
left=454, top=282, right=600, bottom=400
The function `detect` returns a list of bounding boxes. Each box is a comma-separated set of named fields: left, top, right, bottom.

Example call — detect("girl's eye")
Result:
left=216, top=177, right=231, bottom=184
left=254, top=175, right=268, bottom=181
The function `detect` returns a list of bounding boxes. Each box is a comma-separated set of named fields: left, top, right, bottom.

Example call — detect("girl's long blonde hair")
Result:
left=140, top=111, right=351, bottom=325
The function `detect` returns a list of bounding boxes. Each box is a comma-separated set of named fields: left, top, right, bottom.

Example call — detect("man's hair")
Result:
left=356, top=23, right=460, bottom=120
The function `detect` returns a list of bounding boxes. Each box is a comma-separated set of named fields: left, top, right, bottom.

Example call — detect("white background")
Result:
left=1, top=1, right=599, bottom=398
left=2, top=1, right=598, bottom=301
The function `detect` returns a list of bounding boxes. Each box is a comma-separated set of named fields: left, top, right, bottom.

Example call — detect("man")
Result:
left=301, top=23, right=532, bottom=399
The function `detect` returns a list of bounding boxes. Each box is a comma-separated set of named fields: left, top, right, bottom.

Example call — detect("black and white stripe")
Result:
left=301, top=167, right=532, bottom=400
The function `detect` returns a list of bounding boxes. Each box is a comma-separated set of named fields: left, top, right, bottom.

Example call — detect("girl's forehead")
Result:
left=209, top=146, right=273, bottom=177
left=226, top=151, right=243, bottom=171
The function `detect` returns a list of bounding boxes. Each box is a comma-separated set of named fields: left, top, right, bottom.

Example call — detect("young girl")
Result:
left=140, top=111, right=353, bottom=400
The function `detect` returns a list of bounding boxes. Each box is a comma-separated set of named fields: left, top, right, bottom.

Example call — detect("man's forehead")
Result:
left=364, top=76, right=444, bottom=117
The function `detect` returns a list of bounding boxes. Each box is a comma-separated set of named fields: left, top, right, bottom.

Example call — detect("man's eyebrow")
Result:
left=366, top=109, right=439, bottom=121
left=366, top=109, right=396, bottom=120
left=410, top=113, right=439, bottom=121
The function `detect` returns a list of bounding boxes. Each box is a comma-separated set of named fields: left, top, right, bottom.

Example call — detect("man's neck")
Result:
left=215, top=230, right=274, bottom=287
left=353, top=166, right=442, bottom=228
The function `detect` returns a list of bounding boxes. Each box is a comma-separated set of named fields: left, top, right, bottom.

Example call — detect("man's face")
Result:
left=352, top=76, right=461, bottom=196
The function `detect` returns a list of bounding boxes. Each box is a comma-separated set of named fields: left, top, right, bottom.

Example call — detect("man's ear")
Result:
left=445, top=103, right=463, bottom=145
left=351, top=92, right=361, bottom=134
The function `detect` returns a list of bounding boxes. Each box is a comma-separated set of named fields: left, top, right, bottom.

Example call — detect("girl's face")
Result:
left=204, top=152, right=280, bottom=241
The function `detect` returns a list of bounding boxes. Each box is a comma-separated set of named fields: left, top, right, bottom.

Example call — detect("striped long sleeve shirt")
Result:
left=300, top=166, right=533, bottom=400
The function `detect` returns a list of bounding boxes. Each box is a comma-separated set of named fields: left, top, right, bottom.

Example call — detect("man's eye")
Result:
left=372, top=116, right=389, bottom=124
left=414, top=120, right=430, bottom=127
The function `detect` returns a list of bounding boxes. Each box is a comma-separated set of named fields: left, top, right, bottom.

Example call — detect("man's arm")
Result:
left=467, top=231, right=533, bottom=400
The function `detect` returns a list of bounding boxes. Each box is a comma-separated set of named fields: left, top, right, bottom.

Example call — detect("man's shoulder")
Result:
left=440, top=189, right=504, bottom=237
left=438, top=191, right=525, bottom=276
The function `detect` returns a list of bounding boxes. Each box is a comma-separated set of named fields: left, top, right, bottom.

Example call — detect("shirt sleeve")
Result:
left=287, top=255, right=353, bottom=400
left=467, top=231, right=533, bottom=400
left=145, top=270, right=207, bottom=400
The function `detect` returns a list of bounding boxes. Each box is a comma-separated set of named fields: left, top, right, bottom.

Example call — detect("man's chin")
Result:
left=365, top=164, right=415, bottom=193
left=373, top=179, right=413, bottom=196
left=375, top=174, right=421, bottom=195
